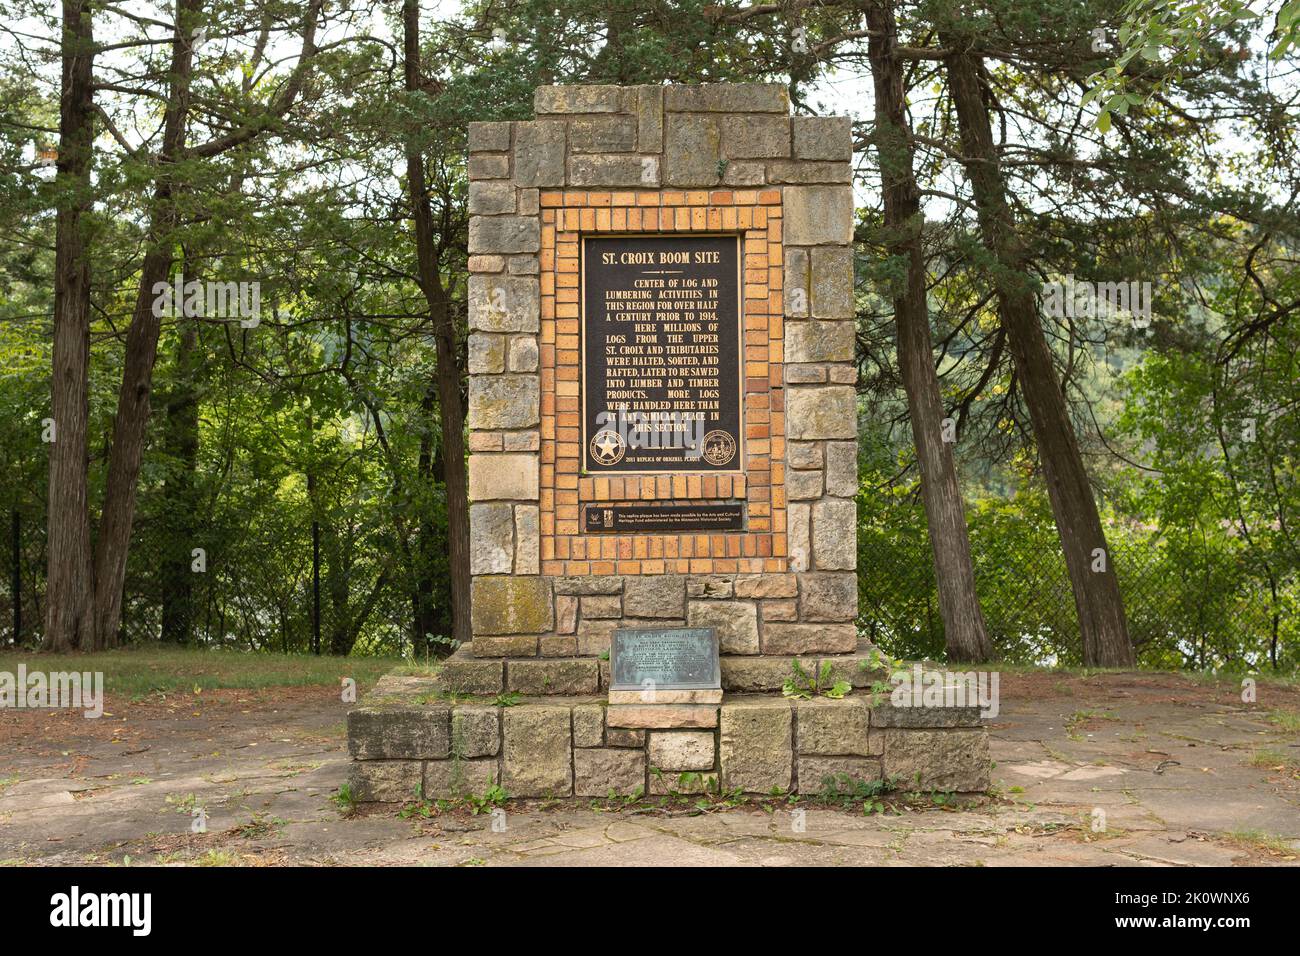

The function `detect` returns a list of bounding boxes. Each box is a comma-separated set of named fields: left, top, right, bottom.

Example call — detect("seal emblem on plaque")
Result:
left=701, top=430, right=737, bottom=466
left=589, top=427, right=627, bottom=466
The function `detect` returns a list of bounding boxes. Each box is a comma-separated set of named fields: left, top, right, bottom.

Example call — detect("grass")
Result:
left=1065, top=708, right=1120, bottom=739
left=193, top=849, right=242, bottom=867
left=0, top=645, right=423, bottom=695
left=1266, top=709, right=1300, bottom=733
left=330, top=782, right=358, bottom=816
left=1248, top=748, right=1297, bottom=770
left=1222, top=829, right=1298, bottom=857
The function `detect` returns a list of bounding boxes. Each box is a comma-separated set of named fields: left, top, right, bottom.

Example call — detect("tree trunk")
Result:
left=91, top=0, right=202, bottom=647
left=308, top=465, right=322, bottom=656
left=160, top=317, right=200, bottom=643
left=325, top=522, right=350, bottom=656
left=943, top=41, right=1135, bottom=668
left=403, top=0, right=471, bottom=651
left=10, top=509, right=21, bottom=644
left=866, top=2, right=994, bottom=662
left=411, top=384, right=443, bottom=654
left=45, top=0, right=98, bottom=652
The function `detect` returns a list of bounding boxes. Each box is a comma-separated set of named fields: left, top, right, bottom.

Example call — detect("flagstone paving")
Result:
left=1, top=672, right=1296, bottom=866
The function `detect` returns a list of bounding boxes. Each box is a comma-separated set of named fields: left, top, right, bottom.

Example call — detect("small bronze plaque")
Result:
left=583, top=503, right=744, bottom=534
left=610, top=627, right=721, bottom=691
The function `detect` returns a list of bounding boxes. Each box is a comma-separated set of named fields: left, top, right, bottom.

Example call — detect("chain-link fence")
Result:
left=113, top=524, right=439, bottom=655
left=859, top=532, right=1297, bottom=670
left=0, top=505, right=445, bottom=657
left=5, top=498, right=1294, bottom=669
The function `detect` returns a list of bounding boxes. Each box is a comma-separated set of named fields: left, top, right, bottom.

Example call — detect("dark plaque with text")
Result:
left=582, top=234, right=742, bottom=473
left=583, top=503, right=744, bottom=534
left=609, top=627, right=721, bottom=691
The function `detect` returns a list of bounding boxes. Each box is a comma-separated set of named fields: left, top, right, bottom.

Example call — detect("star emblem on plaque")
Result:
left=701, top=430, right=737, bottom=466
left=589, top=428, right=626, bottom=466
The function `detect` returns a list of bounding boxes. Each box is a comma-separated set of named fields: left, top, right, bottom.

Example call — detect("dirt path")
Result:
left=1, top=673, right=1296, bottom=866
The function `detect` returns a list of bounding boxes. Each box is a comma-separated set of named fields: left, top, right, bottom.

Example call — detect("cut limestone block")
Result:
left=439, top=656, right=505, bottom=695
left=348, top=705, right=449, bottom=760
left=870, top=699, right=984, bottom=728
left=572, top=703, right=606, bottom=748
left=348, top=760, right=424, bottom=803
left=501, top=705, right=573, bottom=797
left=882, top=728, right=991, bottom=792
left=425, top=758, right=500, bottom=798
left=470, top=576, right=552, bottom=634
left=450, top=706, right=500, bottom=758
left=574, top=748, right=646, bottom=797
left=507, top=658, right=600, bottom=695
left=795, top=697, right=871, bottom=756
left=719, top=697, right=793, bottom=793
left=606, top=727, right=646, bottom=748
left=606, top=704, right=718, bottom=729
left=649, top=731, right=717, bottom=772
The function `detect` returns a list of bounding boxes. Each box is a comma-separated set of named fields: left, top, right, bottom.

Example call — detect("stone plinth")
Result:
left=346, top=672, right=991, bottom=801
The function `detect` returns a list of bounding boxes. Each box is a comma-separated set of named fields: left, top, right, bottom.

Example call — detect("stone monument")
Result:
left=347, top=83, right=990, bottom=802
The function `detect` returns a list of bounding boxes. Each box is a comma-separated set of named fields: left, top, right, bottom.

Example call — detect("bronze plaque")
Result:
left=581, top=234, right=743, bottom=473
left=609, top=627, right=721, bottom=691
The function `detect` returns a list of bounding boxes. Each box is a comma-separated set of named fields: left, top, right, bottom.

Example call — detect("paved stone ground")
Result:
left=1, top=672, right=1297, bottom=866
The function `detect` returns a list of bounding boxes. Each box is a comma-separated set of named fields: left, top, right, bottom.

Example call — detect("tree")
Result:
left=941, top=34, right=1136, bottom=667
left=43, top=0, right=324, bottom=650
left=864, top=0, right=995, bottom=662
left=45, top=0, right=97, bottom=651
left=401, top=0, right=471, bottom=652
left=1088, top=0, right=1300, bottom=126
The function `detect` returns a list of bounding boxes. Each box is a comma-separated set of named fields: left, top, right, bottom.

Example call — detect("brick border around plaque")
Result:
left=466, top=83, right=859, bottom=662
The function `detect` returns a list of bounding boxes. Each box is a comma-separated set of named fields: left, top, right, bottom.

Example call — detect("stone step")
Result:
left=435, top=638, right=885, bottom=696
left=347, top=671, right=991, bottom=802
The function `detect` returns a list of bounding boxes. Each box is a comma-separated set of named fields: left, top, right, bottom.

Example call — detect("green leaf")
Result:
left=822, top=680, right=852, bottom=700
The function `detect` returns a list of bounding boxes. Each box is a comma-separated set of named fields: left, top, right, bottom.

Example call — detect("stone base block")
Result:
left=439, top=654, right=505, bottom=695
left=425, top=757, right=499, bottom=797
left=501, top=705, right=573, bottom=797
left=881, top=728, right=991, bottom=792
left=799, top=755, right=883, bottom=794
left=506, top=658, right=600, bottom=695
left=795, top=697, right=872, bottom=756
left=719, top=697, right=793, bottom=793
left=348, top=759, right=424, bottom=803
left=607, top=688, right=723, bottom=705
left=575, top=748, right=646, bottom=797
left=347, top=668, right=991, bottom=802
left=348, top=704, right=449, bottom=760
left=606, top=704, right=719, bottom=729
left=648, top=730, right=716, bottom=772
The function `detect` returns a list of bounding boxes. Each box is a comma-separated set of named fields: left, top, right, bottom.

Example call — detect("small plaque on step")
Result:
left=609, top=627, right=720, bottom=692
